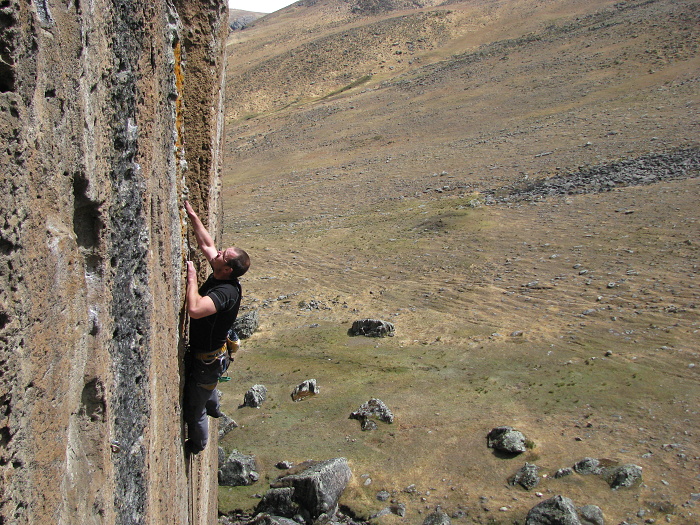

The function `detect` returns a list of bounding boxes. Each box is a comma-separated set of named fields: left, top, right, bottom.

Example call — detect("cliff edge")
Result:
left=0, top=0, right=228, bottom=523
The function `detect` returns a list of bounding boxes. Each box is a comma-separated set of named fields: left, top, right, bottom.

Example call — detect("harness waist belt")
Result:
left=195, top=345, right=226, bottom=362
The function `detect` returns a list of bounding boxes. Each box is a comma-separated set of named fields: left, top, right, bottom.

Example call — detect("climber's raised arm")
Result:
left=184, top=200, right=217, bottom=263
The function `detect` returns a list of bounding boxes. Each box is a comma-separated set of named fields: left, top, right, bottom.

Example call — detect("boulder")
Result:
left=218, top=413, right=238, bottom=438
left=258, top=458, right=352, bottom=524
left=606, top=464, right=642, bottom=489
left=244, top=384, right=268, bottom=408
left=245, top=513, right=300, bottom=525
left=291, top=379, right=319, bottom=402
left=510, top=463, right=540, bottom=490
left=423, top=509, right=452, bottom=525
left=234, top=309, right=259, bottom=339
left=219, top=450, right=260, bottom=487
left=554, top=467, right=574, bottom=479
left=349, top=398, right=394, bottom=430
left=256, top=488, right=306, bottom=523
left=573, top=457, right=602, bottom=475
left=579, top=504, right=604, bottom=525
left=486, top=426, right=528, bottom=454
left=348, top=319, right=395, bottom=337
left=526, top=495, right=582, bottom=525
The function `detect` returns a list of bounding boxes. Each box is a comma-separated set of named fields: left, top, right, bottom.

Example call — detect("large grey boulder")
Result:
left=219, top=450, right=260, bottom=486
left=526, top=495, right=582, bottom=525
left=486, top=426, right=528, bottom=454
left=257, top=458, right=352, bottom=524
left=348, top=319, right=395, bottom=337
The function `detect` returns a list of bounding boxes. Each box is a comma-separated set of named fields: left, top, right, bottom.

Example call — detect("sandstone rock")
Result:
left=219, top=450, right=260, bottom=487
left=292, top=379, right=319, bottom=401
left=348, top=319, right=395, bottom=337
left=244, top=384, right=268, bottom=408
left=0, top=0, right=229, bottom=522
left=486, top=426, right=528, bottom=454
left=526, top=495, right=582, bottom=525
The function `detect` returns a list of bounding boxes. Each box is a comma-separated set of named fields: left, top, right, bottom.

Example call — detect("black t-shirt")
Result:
left=189, top=274, right=241, bottom=352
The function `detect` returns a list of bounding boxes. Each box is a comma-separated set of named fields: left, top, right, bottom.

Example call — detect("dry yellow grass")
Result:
left=218, top=0, right=699, bottom=522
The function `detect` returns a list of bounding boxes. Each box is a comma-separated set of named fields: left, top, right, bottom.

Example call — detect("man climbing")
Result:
left=183, top=200, right=250, bottom=455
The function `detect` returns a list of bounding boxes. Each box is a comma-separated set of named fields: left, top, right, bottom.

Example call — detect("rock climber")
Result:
left=183, top=200, right=250, bottom=455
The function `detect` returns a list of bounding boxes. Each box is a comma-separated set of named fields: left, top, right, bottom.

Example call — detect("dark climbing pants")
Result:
left=184, top=352, right=229, bottom=453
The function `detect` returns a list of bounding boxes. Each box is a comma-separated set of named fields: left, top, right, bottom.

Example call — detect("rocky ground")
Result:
left=216, top=0, right=699, bottom=523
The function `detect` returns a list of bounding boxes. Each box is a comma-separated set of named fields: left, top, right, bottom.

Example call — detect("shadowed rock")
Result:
left=579, top=504, right=604, bottom=525
left=348, top=319, right=395, bottom=337
left=486, top=426, right=528, bottom=454
left=526, top=495, right=582, bottom=525
left=257, top=458, right=352, bottom=524
left=573, top=457, right=602, bottom=475
left=246, top=515, right=300, bottom=525
left=219, top=450, right=260, bottom=487
left=606, top=464, right=642, bottom=489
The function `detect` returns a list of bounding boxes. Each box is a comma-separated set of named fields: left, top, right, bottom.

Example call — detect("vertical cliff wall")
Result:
left=0, top=0, right=228, bottom=524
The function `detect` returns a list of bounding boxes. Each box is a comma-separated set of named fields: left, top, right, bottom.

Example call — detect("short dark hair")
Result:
left=226, top=248, right=250, bottom=278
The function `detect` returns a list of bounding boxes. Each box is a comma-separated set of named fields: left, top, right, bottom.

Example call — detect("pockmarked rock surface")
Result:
left=0, top=0, right=229, bottom=523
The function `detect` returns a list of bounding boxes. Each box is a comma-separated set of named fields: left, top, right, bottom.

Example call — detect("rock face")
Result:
left=0, top=1, right=229, bottom=524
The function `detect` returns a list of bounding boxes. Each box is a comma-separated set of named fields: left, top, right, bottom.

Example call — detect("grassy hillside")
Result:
left=218, top=0, right=699, bottom=522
